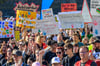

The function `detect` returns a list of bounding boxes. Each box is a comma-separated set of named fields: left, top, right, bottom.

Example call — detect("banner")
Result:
left=61, top=3, right=77, bottom=12
left=42, top=8, right=53, bottom=19
left=0, top=21, right=14, bottom=38
left=93, top=16, right=100, bottom=36
left=16, top=10, right=36, bottom=29
left=58, top=11, right=84, bottom=29
left=14, top=2, right=39, bottom=12
left=91, top=0, right=100, bottom=16
left=15, top=31, right=20, bottom=41
left=33, top=19, right=59, bottom=35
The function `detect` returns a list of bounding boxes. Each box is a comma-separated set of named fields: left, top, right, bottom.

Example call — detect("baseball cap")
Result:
left=32, top=62, right=40, bottom=66
left=51, top=57, right=60, bottom=64
left=12, top=50, right=22, bottom=56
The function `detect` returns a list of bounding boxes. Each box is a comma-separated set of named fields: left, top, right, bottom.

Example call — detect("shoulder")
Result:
left=91, top=61, right=97, bottom=66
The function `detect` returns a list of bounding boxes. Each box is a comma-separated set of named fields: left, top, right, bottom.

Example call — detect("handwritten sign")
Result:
left=0, top=21, right=14, bottom=38
left=58, top=11, right=84, bottom=29
left=15, top=31, right=20, bottom=41
left=16, top=10, right=36, bottom=29
left=61, top=3, right=77, bottom=12
left=42, top=8, right=53, bottom=19
left=35, top=20, right=59, bottom=35
left=93, top=16, right=100, bottom=36
left=91, top=0, right=100, bottom=16
left=14, top=2, right=39, bottom=12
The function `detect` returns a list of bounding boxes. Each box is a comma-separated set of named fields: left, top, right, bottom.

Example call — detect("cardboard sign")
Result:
left=58, top=11, right=84, bottom=29
left=42, top=8, right=53, bottom=19
left=16, top=10, right=36, bottom=29
left=0, top=21, right=14, bottom=38
left=34, top=19, right=59, bottom=35
left=82, top=0, right=92, bottom=23
left=91, top=0, right=100, bottom=16
left=93, top=16, right=100, bottom=36
left=14, top=2, right=39, bottom=12
left=32, top=19, right=59, bottom=35
left=15, top=31, right=20, bottom=41
left=61, top=3, right=77, bottom=12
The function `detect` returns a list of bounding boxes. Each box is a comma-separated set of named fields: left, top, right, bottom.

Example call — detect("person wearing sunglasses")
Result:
left=62, top=44, right=80, bottom=66
left=56, top=47, right=64, bottom=64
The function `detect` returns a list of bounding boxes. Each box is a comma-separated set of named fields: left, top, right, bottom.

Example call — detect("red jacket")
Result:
left=75, top=60, right=93, bottom=66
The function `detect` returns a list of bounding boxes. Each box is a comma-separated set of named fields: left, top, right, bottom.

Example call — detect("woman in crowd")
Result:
left=82, top=37, right=89, bottom=46
left=72, top=33, right=84, bottom=47
left=35, top=35, right=47, bottom=50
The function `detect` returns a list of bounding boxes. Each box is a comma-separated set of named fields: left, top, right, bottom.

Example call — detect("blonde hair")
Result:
left=82, top=37, right=89, bottom=44
left=35, top=35, right=44, bottom=44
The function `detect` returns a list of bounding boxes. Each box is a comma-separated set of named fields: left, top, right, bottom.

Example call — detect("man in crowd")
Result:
left=11, top=49, right=28, bottom=66
left=62, top=44, right=80, bottom=66
left=75, top=46, right=97, bottom=66
left=43, top=40, right=57, bottom=66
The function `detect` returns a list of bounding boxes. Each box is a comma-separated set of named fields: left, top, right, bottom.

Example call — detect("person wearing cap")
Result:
left=11, top=50, right=29, bottom=66
left=43, top=40, right=57, bottom=66
left=51, top=57, right=61, bottom=66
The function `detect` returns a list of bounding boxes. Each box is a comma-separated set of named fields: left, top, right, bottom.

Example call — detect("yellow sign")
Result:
left=16, top=10, right=36, bottom=29
left=15, top=31, right=20, bottom=41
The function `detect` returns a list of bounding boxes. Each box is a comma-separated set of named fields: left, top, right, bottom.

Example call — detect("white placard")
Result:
left=91, top=0, right=100, bottom=16
left=42, top=8, right=53, bottom=20
left=34, top=19, right=59, bottom=35
left=58, top=11, right=84, bottom=29
left=93, top=16, right=100, bottom=36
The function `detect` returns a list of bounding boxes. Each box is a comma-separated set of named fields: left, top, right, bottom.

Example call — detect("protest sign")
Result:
left=15, top=31, right=20, bottom=41
left=61, top=3, right=77, bottom=12
left=14, top=2, right=39, bottom=12
left=82, top=0, right=92, bottom=23
left=58, top=11, right=84, bottom=29
left=91, top=0, right=100, bottom=16
left=32, top=19, right=59, bottom=35
left=93, top=16, right=100, bottom=36
left=42, top=8, right=53, bottom=19
left=16, top=10, right=36, bottom=29
left=0, top=21, right=14, bottom=38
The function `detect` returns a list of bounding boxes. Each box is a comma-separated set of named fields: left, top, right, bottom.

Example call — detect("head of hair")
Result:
left=56, top=47, right=64, bottom=52
left=79, top=46, right=89, bottom=52
left=64, top=44, right=73, bottom=50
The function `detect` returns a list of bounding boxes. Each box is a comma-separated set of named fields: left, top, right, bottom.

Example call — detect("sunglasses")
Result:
left=64, top=49, right=67, bottom=51
left=56, top=52, right=61, bottom=54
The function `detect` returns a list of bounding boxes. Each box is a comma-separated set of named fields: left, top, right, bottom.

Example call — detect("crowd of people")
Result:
left=0, top=24, right=100, bottom=66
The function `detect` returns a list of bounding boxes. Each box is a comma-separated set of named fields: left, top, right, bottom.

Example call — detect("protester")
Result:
left=72, top=33, right=84, bottom=47
left=51, top=57, right=61, bottom=66
left=56, top=47, right=65, bottom=64
left=82, top=37, right=89, bottom=46
left=11, top=49, right=29, bottom=66
left=43, top=40, right=57, bottom=66
left=75, top=46, right=97, bottom=66
left=62, top=44, right=80, bottom=66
